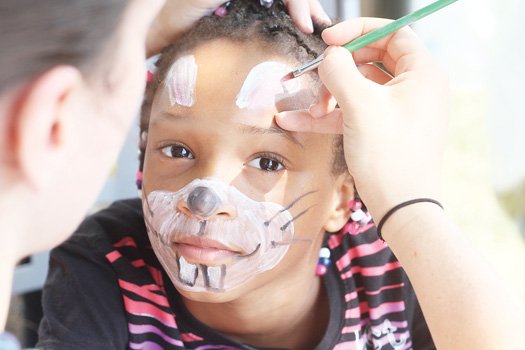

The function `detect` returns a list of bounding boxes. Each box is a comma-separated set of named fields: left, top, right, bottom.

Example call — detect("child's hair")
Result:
left=139, top=0, right=347, bottom=175
left=0, top=0, right=127, bottom=94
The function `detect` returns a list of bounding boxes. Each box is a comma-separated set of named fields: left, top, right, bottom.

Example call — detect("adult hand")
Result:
left=146, top=0, right=331, bottom=56
left=146, top=0, right=225, bottom=56
left=285, top=0, right=331, bottom=33
left=276, top=18, right=449, bottom=220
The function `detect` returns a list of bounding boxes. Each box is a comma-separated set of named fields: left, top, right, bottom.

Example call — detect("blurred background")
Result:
left=7, top=0, right=525, bottom=347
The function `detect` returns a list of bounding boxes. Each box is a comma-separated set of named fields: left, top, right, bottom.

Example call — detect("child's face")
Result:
left=143, top=39, right=351, bottom=301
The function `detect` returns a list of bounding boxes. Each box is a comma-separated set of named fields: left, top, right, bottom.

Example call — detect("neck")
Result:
left=183, top=266, right=329, bottom=349
left=0, top=196, right=26, bottom=331
left=0, top=254, right=16, bottom=331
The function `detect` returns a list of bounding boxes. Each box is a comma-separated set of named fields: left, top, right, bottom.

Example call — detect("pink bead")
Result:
left=352, top=201, right=362, bottom=211
left=316, top=264, right=328, bottom=276
left=214, top=6, right=228, bottom=17
left=146, top=70, right=153, bottom=82
left=348, top=221, right=361, bottom=235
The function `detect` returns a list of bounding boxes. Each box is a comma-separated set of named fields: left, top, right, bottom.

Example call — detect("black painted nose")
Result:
left=187, top=186, right=221, bottom=218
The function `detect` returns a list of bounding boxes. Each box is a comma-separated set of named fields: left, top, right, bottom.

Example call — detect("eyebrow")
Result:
left=238, top=123, right=304, bottom=148
left=157, top=112, right=304, bottom=148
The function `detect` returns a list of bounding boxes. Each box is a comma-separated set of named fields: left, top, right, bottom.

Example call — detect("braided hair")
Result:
left=139, top=0, right=347, bottom=176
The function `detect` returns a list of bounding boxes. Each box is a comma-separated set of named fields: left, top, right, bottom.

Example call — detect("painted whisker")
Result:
left=236, top=243, right=261, bottom=259
left=270, top=237, right=313, bottom=248
left=280, top=204, right=317, bottom=231
left=264, top=190, right=317, bottom=226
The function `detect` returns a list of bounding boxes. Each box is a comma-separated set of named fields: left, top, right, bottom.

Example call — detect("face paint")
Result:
left=165, top=55, right=198, bottom=107
left=143, top=178, right=295, bottom=292
left=236, top=61, right=301, bottom=110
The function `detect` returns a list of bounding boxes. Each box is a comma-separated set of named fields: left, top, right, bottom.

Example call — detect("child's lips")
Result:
left=173, top=236, right=242, bottom=264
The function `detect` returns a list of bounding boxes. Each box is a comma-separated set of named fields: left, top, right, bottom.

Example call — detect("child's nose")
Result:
left=177, top=186, right=236, bottom=219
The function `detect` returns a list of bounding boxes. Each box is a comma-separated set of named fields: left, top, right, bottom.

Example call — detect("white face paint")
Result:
left=236, top=61, right=301, bottom=110
left=143, top=178, right=294, bottom=293
left=165, top=55, right=198, bottom=107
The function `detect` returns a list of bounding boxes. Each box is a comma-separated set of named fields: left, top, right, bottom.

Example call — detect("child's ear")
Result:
left=324, top=172, right=355, bottom=233
left=8, top=66, right=81, bottom=190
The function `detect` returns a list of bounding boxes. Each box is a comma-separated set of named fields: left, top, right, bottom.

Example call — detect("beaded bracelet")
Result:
left=376, top=198, right=444, bottom=241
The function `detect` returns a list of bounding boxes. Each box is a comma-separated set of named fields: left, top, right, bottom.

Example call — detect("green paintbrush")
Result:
left=282, top=0, right=459, bottom=81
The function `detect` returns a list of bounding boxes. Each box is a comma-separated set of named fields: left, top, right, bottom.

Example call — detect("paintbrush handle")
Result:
left=290, top=0, right=459, bottom=78
left=343, top=0, right=458, bottom=52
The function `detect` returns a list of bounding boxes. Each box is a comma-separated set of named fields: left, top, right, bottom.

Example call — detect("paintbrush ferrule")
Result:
left=292, top=54, right=325, bottom=78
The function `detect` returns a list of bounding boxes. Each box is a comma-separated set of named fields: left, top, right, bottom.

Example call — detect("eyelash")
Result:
left=160, top=143, right=194, bottom=159
left=158, top=144, right=287, bottom=173
left=247, top=152, right=287, bottom=173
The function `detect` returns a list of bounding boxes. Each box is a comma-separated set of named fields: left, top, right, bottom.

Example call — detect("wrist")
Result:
left=376, top=198, right=444, bottom=241
left=378, top=199, right=445, bottom=242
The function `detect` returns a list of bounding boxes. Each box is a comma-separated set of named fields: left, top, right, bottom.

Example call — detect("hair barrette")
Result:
left=260, top=0, right=274, bottom=8
left=214, top=2, right=231, bottom=17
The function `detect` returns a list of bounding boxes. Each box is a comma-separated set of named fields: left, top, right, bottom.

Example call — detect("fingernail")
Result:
left=317, top=13, right=332, bottom=26
left=303, top=16, right=314, bottom=33
left=308, top=104, right=323, bottom=118
left=324, top=46, right=338, bottom=55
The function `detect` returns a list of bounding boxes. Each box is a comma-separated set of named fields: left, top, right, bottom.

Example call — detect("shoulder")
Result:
left=67, top=198, right=146, bottom=247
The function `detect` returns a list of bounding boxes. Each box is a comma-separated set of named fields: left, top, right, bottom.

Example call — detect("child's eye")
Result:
left=160, top=144, right=194, bottom=159
left=247, top=156, right=285, bottom=172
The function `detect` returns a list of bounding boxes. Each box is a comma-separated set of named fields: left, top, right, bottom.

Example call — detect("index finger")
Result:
left=322, top=17, right=432, bottom=76
left=275, top=109, right=343, bottom=134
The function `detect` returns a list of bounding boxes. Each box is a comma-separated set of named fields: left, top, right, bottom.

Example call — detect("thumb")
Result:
left=318, top=46, right=376, bottom=116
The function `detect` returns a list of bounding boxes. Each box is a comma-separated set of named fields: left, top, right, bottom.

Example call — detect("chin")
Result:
left=176, top=282, right=249, bottom=304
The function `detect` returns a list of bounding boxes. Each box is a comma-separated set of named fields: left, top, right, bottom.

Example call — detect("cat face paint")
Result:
left=236, top=61, right=301, bottom=110
left=143, top=178, right=295, bottom=293
left=165, top=55, right=198, bottom=107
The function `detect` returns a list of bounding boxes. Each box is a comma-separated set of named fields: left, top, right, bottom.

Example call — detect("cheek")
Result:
left=142, top=150, right=189, bottom=191
left=268, top=179, right=337, bottom=238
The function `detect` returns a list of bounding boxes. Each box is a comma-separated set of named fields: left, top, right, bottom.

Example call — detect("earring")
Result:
left=316, top=247, right=331, bottom=276
left=347, top=197, right=372, bottom=235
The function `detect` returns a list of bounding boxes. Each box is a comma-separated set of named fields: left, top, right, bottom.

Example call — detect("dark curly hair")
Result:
left=139, top=0, right=347, bottom=176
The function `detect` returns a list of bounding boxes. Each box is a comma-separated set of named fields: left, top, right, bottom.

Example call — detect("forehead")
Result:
left=154, top=39, right=317, bottom=127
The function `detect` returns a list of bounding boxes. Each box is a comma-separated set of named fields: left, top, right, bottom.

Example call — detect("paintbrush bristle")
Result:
left=280, top=72, right=294, bottom=83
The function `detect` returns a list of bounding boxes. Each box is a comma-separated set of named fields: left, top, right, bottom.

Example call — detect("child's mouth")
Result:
left=174, top=242, right=239, bottom=264
left=173, top=240, right=262, bottom=291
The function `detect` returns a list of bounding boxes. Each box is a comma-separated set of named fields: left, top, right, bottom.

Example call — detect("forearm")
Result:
left=382, top=203, right=525, bottom=349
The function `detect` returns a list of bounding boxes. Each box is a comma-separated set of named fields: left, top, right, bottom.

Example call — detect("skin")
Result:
left=143, top=39, right=353, bottom=349
left=276, top=18, right=525, bottom=350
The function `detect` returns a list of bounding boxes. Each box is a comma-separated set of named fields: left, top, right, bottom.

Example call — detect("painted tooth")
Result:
left=202, top=264, right=226, bottom=291
left=178, top=256, right=198, bottom=286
